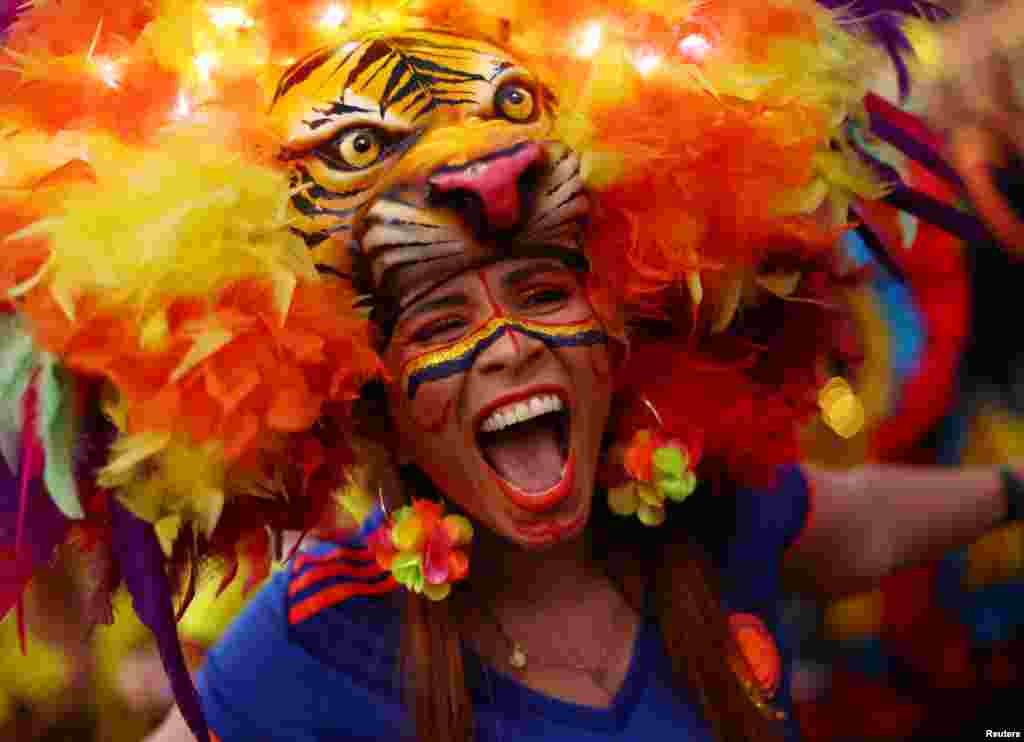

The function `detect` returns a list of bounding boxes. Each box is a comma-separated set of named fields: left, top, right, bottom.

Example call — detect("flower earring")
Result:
left=605, top=397, right=701, bottom=526
left=367, top=498, right=474, bottom=601
left=337, top=475, right=474, bottom=600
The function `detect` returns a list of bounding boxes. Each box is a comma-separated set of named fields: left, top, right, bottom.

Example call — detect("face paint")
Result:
left=384, top=258, right=615, bottom=547
left=400, top=316, right=609, bottom=400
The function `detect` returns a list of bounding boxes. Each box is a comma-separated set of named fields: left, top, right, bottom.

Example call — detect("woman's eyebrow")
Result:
left=402, top=292, right=469, bottom=322
left=500, top=263, right=568, bottom=288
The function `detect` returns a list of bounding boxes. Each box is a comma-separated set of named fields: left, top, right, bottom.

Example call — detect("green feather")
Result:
left=37, top=357, right=84, bottom=519
left=0, top=313, right=39, bottom=472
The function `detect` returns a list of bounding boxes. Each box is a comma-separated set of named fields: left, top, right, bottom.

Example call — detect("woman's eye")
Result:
left=411, top=317, right=467, bottom=343
left=522, top=286, right=570, bottom=307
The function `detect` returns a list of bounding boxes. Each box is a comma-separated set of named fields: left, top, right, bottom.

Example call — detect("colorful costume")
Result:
left=0, top=1, right=1007, bottom=740
left=202, top=467, right=810, bottom=741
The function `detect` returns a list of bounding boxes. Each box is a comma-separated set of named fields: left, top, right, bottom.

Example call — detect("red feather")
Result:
left=15, top=376, right=45, bottom=654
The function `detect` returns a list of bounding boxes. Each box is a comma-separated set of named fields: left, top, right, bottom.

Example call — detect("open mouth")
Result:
left=475, top=390, right=571, bottom=496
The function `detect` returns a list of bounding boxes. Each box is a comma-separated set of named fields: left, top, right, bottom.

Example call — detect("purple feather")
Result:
left=816, top=0, right=950, bottom=101
left=850, top=95, right=998, bottom=247
left=0, top=435, right=70, bottom=620
left=848, top=132, right=993, bottom=245
left=882, top=183, right=994, bottom=245
left=865, top=100, right=965, bottom=190
left=110, top=499, right=210, bottom=742
left=877, top=26, right=912, bottom=101
left=0, top=0, right=27, bottom=38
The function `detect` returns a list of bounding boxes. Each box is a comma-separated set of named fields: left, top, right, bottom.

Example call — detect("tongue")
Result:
left=483, top=417, right=564, bottom=493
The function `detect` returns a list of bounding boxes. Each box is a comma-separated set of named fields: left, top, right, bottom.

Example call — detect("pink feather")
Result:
left=14, top=377, right=45, bottom=653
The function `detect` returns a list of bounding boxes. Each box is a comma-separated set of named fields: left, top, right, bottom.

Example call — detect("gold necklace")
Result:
left=480, top=601, right=620, bottom=681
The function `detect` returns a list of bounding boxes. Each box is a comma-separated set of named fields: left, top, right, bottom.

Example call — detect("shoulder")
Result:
left=284, top=539, right=403, bottom=685
left=198, top=539, right=406, bottom=741
left=719, top=463, right=812, bottom=608
left=731, top=463, right=811, bottom=554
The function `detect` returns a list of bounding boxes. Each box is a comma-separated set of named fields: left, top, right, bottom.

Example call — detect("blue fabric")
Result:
left=198, top=465, right=810, bottom=741
left=842, top=230, right=925, bottom=407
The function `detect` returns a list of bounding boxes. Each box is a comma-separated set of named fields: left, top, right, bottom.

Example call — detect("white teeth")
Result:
left=479, top=394, right=564, bottom=433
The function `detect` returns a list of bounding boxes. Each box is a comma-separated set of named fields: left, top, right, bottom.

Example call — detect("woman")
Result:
left=148, top=250, right=1014, bottom=742
left=0, top=1, right=1020, bottom=741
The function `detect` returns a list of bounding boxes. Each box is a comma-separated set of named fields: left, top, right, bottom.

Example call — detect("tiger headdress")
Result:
left=269, top=30, right=588, bottom=317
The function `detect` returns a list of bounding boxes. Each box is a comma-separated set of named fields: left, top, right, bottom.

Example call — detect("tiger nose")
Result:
left=427, top=141, right=543, bottom=234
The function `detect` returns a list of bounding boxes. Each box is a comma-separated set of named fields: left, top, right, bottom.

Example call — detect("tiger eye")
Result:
left=339, top=128, right=383, bottom=168
left=494, top=83, right=536, bottom=122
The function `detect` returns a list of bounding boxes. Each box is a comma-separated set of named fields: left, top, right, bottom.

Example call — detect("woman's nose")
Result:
left=474, top=325, right=546, bottom=378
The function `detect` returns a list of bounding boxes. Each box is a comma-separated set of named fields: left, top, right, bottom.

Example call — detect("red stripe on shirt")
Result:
left=288, top=577, right=399, bottom=624
left=291, top=546, right=376, bottom=573
left=287, top=560, right=390, bottom=597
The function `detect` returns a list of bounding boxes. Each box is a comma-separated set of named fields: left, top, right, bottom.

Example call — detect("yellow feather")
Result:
left=98, top=431, right=172, bottom=489
left=902, top=17, right=943, bottom=77
left=774, top=177, right=830, bottom=216
left=710, top=273, right=745, bottom=333
left=155, top=514, right=185, bottom=557
left=24, top=132, right=314, bottom=328
left=814, top=150, right=889, bottom=200
left=336, top=479, right=377, bottom=530
left=756, top=271, right=802, bottom=298
left=169, top=322, right=235, bottom=383
left=686, top=271, right=703, bottom=308
left=139, top=309, right=170, bottom=351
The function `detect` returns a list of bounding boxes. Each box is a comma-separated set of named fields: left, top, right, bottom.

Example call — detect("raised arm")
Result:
left=784, top=464, right=1014, bottom=594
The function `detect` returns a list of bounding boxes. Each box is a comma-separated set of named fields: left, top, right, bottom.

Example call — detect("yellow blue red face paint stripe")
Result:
left=401, top=316, right=608, bottom=399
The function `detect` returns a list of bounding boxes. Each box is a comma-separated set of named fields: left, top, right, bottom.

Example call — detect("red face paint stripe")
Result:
left=288, top=576, right=399, bottom=624
left=588, top=345, right=610, bottom=382
left=476, top=269, right=504, bottom=316
left=477, top=268, right=519, bottom=354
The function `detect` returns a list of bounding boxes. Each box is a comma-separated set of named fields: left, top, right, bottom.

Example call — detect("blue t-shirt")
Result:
left=198, top=464, right=810, bottom=741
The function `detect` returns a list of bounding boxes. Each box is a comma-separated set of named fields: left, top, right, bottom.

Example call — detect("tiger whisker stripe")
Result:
left=526, top=213, right=588, bottom=234
left=546, top=168, right=581, bottom=197
left=551, top=189, right=586, bottom=212
left=372, top=243, right=468, bottom=281
left=290, top=195, right=358, bottom=219
left=301, top=183, right=370, bottom=201
left=361, top=216, right=445, bottom=230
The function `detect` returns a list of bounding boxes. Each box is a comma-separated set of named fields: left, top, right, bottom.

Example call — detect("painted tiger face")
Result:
left=269, top=30, right=589, bottom=305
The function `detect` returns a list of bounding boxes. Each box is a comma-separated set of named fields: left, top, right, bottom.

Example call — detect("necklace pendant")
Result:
left=510, top=643, right=528, bottom=670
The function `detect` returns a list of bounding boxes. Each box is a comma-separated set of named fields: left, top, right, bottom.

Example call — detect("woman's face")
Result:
left=382, top=258, right=613, bottom=549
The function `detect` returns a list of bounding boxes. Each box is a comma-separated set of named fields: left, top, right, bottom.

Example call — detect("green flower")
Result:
left=652, top=445, right=697, bottom=503
left=390, top=551, right=424, bottom=592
